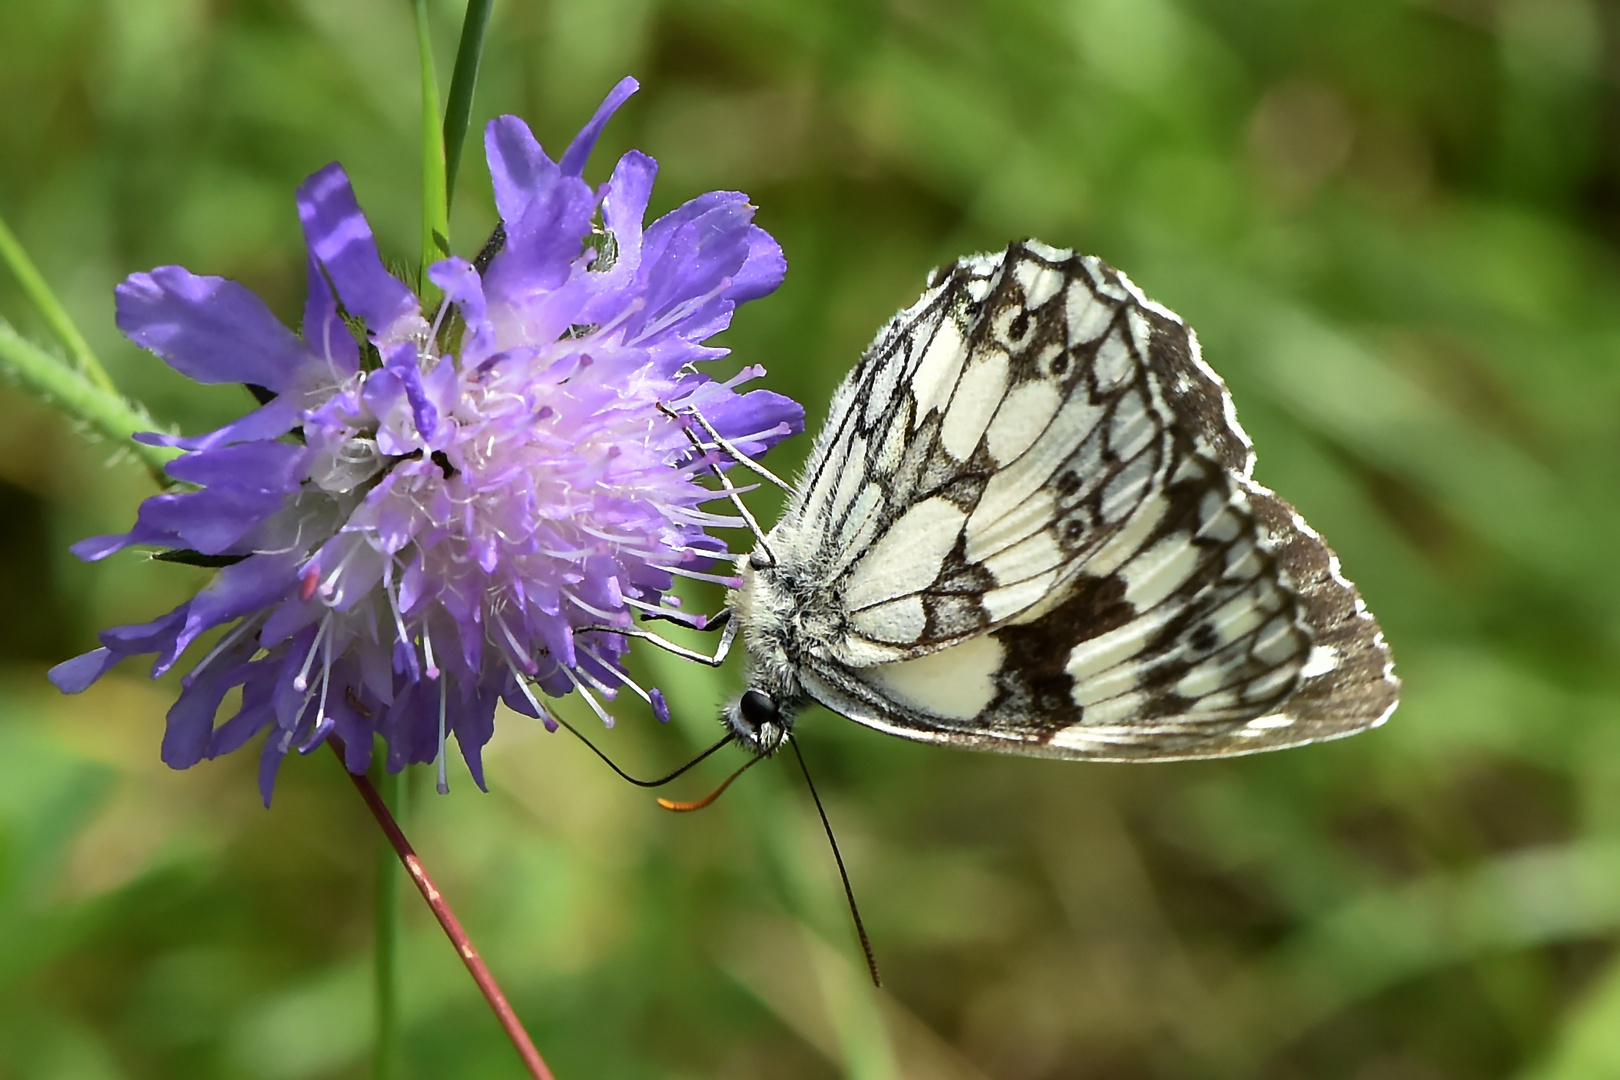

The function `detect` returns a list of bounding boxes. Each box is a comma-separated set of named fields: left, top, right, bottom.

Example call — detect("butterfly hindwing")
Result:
left=761, top=241, right=1397, bottom=759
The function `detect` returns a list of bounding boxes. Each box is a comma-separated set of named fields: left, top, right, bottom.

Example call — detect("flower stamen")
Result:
left=435, top=678, right=449, bottom=795
left=292, top=618, right=331, bottom=693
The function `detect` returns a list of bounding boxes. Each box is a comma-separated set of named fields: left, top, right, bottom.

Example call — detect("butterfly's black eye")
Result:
left=739, top=689, right=779, bottom=731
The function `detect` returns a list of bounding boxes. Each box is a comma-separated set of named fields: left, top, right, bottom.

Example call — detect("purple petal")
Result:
left=135, top=396, right=304, bottom=451
left=454, top=685, right=500, bottom=792
left=132, top=486, right=287, bottom=555
left=630, top=192, right=782, bottom=341
left=358, top=642, right=395, bottom=705
left=302, top=250, right=361, bottom=375
left=485, top=116, right=559, bottom=224
left=640, top=191, right=752, bottom=273
left=337, top=699, right=373, bottom=774
left=419, top=357, right=460, bottom=451
left=429, top=258, right=495, bottom=366
left=158, top=555, right=298, bottom=674
left=116, top=268, right=311, bottom=393
left=360, top=369, right=413, bottom=456
left=729, top=225, right=787, bottom=302
left=501, top=679, right=540, bottom=718
left=258, top=727, right=290, bottom=807
left=48, top=648, right=116, bottom=693
left=164, top=440, right=311, bottom=492
left=101, top=607, right=189, bottom=651
left=208, top=672, right=276, bottom=758
left=382, top=343, right=439, bottom=443
left=602, top=150, right=656, bottom=260
left=71, top=534, right=133, bottom=562
left=296, top=164, right=420, bottom=340
left=429, top=257, right=487, bottom=323
left=558, top=76, right=638, bottom=177
left=489, top=175, right=596, bottom=296
left=700, top=387, right=805, bottom=452
left=165, top=656, right=253, bottom=769
left=388, top=679, right=449, bottom=768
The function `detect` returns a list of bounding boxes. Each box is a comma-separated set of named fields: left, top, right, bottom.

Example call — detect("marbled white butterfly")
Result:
left=680, top=240, right=1398, bottom=764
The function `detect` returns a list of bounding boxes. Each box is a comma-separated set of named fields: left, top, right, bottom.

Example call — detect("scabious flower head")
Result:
left=49, top=78, right=801, bottom=802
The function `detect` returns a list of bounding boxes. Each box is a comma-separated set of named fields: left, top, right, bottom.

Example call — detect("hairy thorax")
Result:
left=730, top=554, right=842, bottom=711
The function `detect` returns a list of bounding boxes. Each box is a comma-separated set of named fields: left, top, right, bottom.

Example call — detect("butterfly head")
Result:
left=723, top=687, right=797, bottom=757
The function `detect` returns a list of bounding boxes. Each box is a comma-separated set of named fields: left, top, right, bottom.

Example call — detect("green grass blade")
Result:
left=442, top=0, right=494, bottom=213
left=0, top=212, right=116, bottom=394
left=414, top=0, right=449, bottom=293
left=0, top=320, right=176, bottom=484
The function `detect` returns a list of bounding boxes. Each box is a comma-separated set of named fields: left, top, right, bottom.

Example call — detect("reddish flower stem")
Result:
left=329, top=738, right=556, bottom=1080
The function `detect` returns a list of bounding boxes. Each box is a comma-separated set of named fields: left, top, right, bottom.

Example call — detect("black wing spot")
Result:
left=1008, top=310, right=1030, bottom=342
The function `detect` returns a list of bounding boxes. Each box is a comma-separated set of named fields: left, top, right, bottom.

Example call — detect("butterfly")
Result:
left=685, top=239, right=1398, bottom=762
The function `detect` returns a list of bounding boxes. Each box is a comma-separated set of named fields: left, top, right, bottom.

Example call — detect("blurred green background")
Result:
left=3, top=0, right=1619, bottom=1077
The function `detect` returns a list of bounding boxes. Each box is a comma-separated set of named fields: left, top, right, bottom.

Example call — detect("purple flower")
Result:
left=50, top=77, right=802, bottom=803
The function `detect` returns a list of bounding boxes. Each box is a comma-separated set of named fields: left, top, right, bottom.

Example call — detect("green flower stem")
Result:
left=442, top=0, right=494, bottom=212
left=0, top=211, right=116, bottom=394
left=373, top=752, right=406, bottom=1080
left=414, top=0, right=450, bottom=295
left=0, top=320, right=177, bottom=484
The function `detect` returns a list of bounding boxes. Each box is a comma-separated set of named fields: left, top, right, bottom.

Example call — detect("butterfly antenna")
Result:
left=788, top=735, right=881, bottom=988
left=553, top=712, right=735, bottom=788
left=656, top=750, right=765, bottom=812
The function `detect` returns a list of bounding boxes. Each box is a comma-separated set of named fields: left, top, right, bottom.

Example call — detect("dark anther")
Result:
left=344, top=686, right=374, bottom=718
left=739, top=689, right=779, bottom=731
left=153, top=549, right=249, bottom=568
left=376, top=448, right=422, bottom=480
left=431, top=450, right=458, bottom=479
left=473, top=221, right=507, bottom=275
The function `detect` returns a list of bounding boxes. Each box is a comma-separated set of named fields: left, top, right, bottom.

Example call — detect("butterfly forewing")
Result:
left=760, top=241, right=1397, bottom=760
left=787, top=245, right=1171, bottom=656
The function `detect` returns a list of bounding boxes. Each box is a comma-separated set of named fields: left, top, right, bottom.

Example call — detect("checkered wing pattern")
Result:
left=763, top=241, right=1397, bottom=760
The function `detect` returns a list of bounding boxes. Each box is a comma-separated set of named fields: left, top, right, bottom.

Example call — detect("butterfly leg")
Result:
left=657, top=402, right=779, bottom=568
left=577, top=608, right=738, bottom=668
left=673, top=405, right=792, bottom=493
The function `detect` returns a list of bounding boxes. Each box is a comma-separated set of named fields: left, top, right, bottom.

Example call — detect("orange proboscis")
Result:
left=655, top=753, right=762, bottom=812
